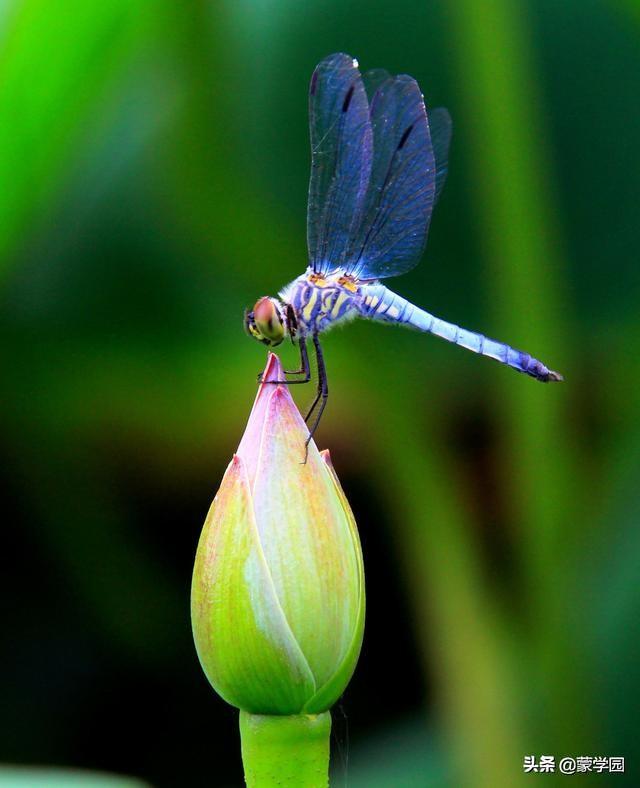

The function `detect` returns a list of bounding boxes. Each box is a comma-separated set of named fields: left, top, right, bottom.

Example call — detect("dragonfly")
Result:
left=245, top=53, right=562, bottom=442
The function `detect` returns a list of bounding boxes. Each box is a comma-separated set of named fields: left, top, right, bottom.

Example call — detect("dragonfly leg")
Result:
left=257, top=338, right=311, bottom=384
left=304, top=385, right=322, bottom=425
left=304, top=344, right=323, bottom=424
left=305, top=334, right=328, bottom=451
left=304, top=345, right=323, bottom=424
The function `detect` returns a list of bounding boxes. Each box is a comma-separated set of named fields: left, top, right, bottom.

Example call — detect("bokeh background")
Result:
left=1, top=1, right=639, bottom=786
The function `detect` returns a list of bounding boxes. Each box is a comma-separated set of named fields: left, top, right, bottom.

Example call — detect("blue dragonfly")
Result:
left=245, top=53, right=562, bottom=440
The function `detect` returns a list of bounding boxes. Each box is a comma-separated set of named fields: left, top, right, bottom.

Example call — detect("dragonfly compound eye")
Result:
left=253, top=297, right=285, bottom=346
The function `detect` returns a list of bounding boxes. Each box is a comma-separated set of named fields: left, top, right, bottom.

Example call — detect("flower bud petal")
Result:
left=304, top=450, right=365, bottom=713
left=192, top=455, right=316, bottom=713
left=236, top=352, right=282, bottom=486
left=251, top=387, right=362, bottom=695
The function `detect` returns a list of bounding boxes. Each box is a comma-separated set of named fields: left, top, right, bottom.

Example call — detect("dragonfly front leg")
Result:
left=257, top=337, right=311, bottom=385
left=305, top=334, right=328, bottom=448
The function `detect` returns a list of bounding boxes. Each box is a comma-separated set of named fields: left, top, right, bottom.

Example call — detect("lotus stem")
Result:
left=239, top=711, right=331, bottom=787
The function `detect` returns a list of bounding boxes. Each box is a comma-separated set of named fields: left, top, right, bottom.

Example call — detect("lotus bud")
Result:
left=191, top=353, right=365, bottom=717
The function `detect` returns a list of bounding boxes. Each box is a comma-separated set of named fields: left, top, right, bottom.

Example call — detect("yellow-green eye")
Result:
left=253, top=297, right=285, bottom=345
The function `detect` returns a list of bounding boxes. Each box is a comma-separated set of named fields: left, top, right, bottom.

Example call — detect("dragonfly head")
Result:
left=244, top=297, right=287, bottom=347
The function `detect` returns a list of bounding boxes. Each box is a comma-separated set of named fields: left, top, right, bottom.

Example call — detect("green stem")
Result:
left=239, top=711, right=331, bottom=787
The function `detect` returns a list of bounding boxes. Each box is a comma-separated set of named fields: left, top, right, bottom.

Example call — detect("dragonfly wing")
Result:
left=307, top=53, right=373, bottom=274
left=345, top=76, right=438, bottom=280
left=429, top=107, right=452, bottom=205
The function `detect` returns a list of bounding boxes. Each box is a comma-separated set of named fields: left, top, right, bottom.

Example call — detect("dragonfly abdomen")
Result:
left=361, top=285, right=562, bottom=382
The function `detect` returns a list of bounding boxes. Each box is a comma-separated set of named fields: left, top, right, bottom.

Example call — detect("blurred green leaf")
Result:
left=0, top=768, right=146, bottom=787
left=0, top=0, right=161, bottom=274
left=446, top=0, right=588, bottom=757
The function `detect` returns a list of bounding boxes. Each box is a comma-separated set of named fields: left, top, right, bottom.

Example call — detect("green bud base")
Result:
left=239, top=710, right=332, bottom=787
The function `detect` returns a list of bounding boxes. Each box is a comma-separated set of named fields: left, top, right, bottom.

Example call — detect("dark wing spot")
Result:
left=342, top=84, right=355, bottom=112
left=397, top=123, right=414, bottom=150
left=369, top=84, right=386, bottom=116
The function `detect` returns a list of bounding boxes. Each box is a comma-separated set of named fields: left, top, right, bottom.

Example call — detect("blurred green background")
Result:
left=1, top=1, right=638, bottom=786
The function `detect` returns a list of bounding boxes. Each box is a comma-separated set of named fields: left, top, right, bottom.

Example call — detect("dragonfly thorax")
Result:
left=278, top=269, right=362, bottom=336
